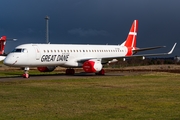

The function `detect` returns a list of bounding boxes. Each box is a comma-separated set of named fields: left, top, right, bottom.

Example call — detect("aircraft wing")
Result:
left=104, top=43, right=177, bottom=61
left=77, top=43, right=177, bottom=64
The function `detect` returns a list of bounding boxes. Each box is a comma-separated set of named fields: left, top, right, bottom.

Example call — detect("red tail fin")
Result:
left=0, top=36, right=6, bottom=55
left=121, top=20, right=138, bottom=48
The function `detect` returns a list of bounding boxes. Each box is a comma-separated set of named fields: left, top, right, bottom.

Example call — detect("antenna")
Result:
left=45, top=15, right=49, bottom=44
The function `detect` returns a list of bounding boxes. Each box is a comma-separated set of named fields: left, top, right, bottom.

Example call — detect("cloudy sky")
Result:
left=0, top=0, right=180, bottom=56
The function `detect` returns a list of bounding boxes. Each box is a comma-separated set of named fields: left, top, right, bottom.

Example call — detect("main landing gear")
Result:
left=65, top=68, right=75, bottom=75
left=95, top=69, right=105, bottom=75
left=22, top=67, right=30, bottom=78
left=65, top=68, right=105, bottom=75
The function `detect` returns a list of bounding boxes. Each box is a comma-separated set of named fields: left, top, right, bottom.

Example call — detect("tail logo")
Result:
left=124, top=20, right=138, bottom=48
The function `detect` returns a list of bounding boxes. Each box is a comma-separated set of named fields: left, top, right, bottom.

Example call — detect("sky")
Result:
left=0, top=0, right=180, bottom=56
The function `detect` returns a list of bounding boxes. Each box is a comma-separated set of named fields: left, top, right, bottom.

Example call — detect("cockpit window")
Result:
left=12, top=49, right=22, bottom=52
left=12, top=48, right=28, bottom=53
left=22, top=49, right=28, bottom=53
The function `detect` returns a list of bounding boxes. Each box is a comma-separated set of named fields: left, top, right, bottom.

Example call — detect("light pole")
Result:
left=45, top=15, right=49, bottom=44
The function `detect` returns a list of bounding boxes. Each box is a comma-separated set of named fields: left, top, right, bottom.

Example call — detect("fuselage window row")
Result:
left=42, top=49, right=124, bottom=53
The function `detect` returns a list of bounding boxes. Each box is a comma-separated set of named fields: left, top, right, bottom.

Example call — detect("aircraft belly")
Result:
left=28, top=60, right=66, bottom=66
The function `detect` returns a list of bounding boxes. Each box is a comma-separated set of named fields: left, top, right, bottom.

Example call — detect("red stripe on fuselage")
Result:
left=125, top=47, right=133, bottom=56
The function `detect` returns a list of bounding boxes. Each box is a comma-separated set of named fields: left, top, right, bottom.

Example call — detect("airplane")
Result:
left=0, top=36, right=7, bottom=61
left=3, top=20, right=177, bottom=78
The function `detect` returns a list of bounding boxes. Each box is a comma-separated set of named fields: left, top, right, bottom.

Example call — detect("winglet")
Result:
left=168, top=43, right=177, bottom=54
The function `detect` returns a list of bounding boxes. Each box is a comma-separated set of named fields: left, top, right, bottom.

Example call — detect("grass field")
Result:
left=0, top=72, right=180, bottom=119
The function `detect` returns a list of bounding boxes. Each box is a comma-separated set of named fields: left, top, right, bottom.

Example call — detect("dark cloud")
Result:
left=0, top=0, right=180, bottom=56
left=68, top=28, right=109, bottom=37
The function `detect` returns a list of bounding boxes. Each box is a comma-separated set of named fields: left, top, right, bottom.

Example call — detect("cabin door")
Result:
left=33, top=45, right=41, bottom=60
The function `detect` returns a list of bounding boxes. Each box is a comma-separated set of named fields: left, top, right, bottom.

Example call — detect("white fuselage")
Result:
left=4, top=44, right=130, bottom=67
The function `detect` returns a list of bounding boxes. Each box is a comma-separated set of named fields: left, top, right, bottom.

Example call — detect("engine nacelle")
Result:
left=83, top=60, right=102, bottom=73
left=37, top=66, right=56, bottom=72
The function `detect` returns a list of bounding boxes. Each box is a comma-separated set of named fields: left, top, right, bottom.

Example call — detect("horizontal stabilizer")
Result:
left=133, top=46, right=166, bottom=53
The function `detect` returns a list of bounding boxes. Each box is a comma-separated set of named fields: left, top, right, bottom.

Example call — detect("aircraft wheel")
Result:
left=70, top=69, right=75, bottom=75
left=96, top=69, right=105, bottom=75
left=65, top=69, right=69, bottom=75
left=22, top=73, right=29, bottom=78
left=99, top=69, right=105, bottom=75
left=66, top=69, right=75, bottom=75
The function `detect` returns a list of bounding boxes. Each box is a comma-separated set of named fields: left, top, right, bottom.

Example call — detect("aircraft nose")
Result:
left=3, top=57, right=12, bottom=66
left=3, top=55, right=18, bottom=66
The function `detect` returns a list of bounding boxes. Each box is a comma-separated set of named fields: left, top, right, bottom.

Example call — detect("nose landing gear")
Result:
left=22, top=67, right=29, bottom=78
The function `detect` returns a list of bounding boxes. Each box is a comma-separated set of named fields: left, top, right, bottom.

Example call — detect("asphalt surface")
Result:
left=0, top=71, right=149, bottom=81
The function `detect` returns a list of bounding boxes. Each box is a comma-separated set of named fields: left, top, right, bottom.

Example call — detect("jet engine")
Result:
left=37, top=66, right=56, bottom=72
left=83, top=60, right=102, bottom=73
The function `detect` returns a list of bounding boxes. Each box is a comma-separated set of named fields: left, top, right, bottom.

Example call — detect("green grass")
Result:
left=0, top=72, right=180, bottom=119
